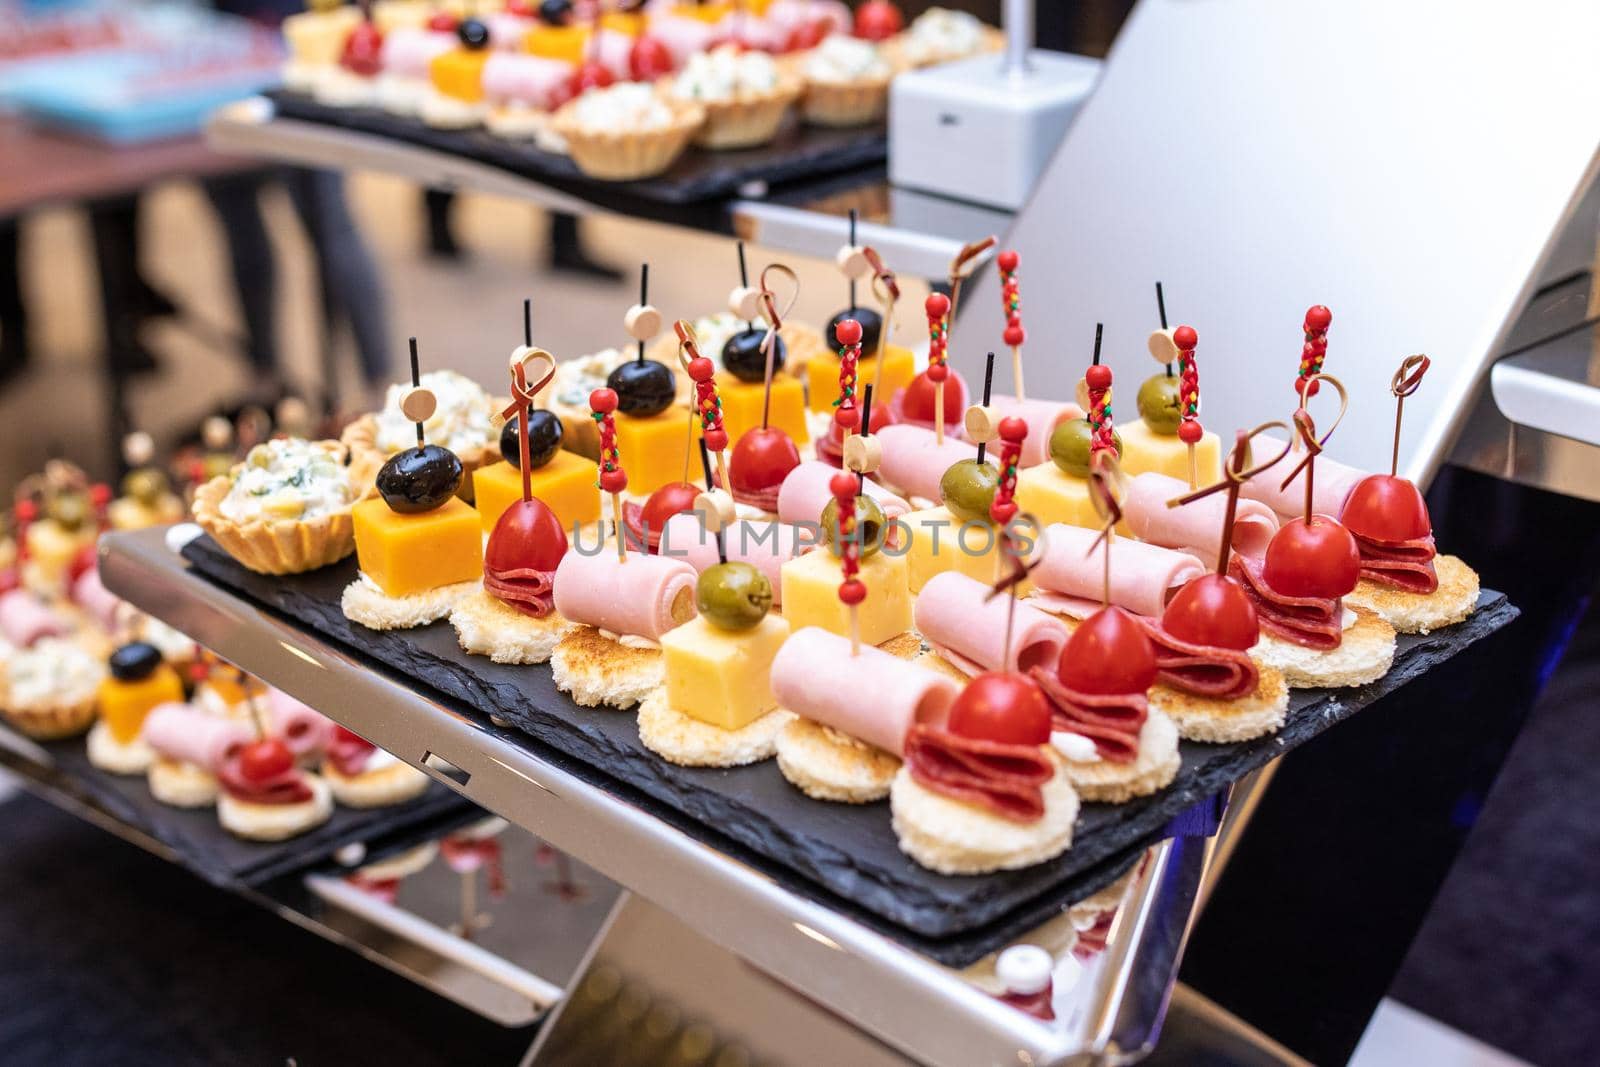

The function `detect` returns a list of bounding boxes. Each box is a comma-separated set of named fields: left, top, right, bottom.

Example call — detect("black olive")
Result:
left=109, top=641, right=162, bottom=682
left=826, top=307, right=883, bottom=355
left=538, top=0, right=573, bottom=26
left=457, top=17, right=490, bottom=48
left=606, top=359, right=676, bottom=418
left=377, top=444, right=464, bottom=514
left=499, top=408, right=564, bottom=469
left=721, top=328, right=786, bottom=384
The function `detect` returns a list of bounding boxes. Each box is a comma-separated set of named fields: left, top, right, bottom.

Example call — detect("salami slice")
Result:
left=484, top=565, right=557, bottom=617
left=1228, top=555, right=1342, bottom=650
left=1354, top=532, right=1438, bottom=594
left=1029, top=669, right=1146, bottom=764
left=903, top=725, right=1055, bottom=823
left=1136, top=617, right=1259, bottom=699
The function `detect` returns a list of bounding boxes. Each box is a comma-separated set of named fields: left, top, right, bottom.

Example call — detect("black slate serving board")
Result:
left=180, top=537, right=1516, bottom=965
left=267, top=89, right=887, bottom=212
left=37, top=732, right=475, bottom=890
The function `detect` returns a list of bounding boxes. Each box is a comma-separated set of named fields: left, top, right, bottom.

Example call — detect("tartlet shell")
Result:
left=191, top=449, right=366, bottom=575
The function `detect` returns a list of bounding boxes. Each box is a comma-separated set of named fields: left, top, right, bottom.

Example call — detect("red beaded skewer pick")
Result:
left=1298, top=305, right=1332, bottom=401
left=831, top=469, right=865, bottom=655
left=997, top=249, right=1026, bottom=401
left=675, top=320, right=729, bottom=490
left=590, top=388, right=628, bottom=562
left=1086, top=323, right=1115, bottom=454
left=925, top=291, right=952, bottom=444
left=832, top=317, right=863, bottom=431
left=1174, top=324, right=1203, bottom=489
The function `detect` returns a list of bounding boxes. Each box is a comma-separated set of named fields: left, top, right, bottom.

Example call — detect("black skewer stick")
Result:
left=697, top=437, right=726, bottom=564
left=637, top=264, right=649, bottom=362
left=1155, top=281, right=1173, bottom=376
left=523, top=297, right=532, bottom=347
left=737, top=241, right=752, bottom=331
left=409, top=337, right=425, bottom=449
left=1092, top=322, right=1104, bottom=365
left=857, top=383, right=874, bottom=494
left=847, top=209, right=858, bottom=311
left=976, top=351, right=997, bottom=465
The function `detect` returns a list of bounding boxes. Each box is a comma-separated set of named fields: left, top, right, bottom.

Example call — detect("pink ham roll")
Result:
left=1123, top=471, right=1280, bottom=564
left=266, top=688, right=335, bottom=760
left=482, top=52, right=575, bottom=109
left=144, top=704, right=255, bottom=772
left=648, top=13, right=718, bottom=65
left=770, top=627, right=957, bottom=757
left=765, top=0, right=852, bottom=36
left=874, top=423, right=992, bottom=504
left=71, top=566, right=123, bottom=632
left=484, top=12, right=534, bottom=50
left=381, top=28, right=455, bottom=79
left=0, top=589, right=68, bottom=648
left=1240, top=434, right=1368, bottom=522
left=658, top=514, right=813, bottom=606
left=591, top=28, right=636, bottom=79
left=778, top=460, right=911, bottom=529
left=1030, top=523, right=1207, bottom=619
left=553, top=550, right=697, bottom=642
left=990, top=397, right=1083, bottom=469
left=915, top=572, right=1068, bottom=676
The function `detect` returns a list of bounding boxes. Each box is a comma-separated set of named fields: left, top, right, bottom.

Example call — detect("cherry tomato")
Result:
left=729, top=427, right=802, bottom=492
left=786, top=17, right=830, bottom=52
left=332, top=725, right=368, bottom=747
left=947, top=672, right=1051, bottom=745
left=1162, top=573, right=1258, bottom=651
left=853, top=0, right=904, bottom=41
left=570, top=60, right=616, bottom=94
left=486, top=497, right=569, bottom=573
left=426, top=11, right=459, bottom=33
left=1341, top=474, right=1431, bottom=543
left=899, top=368, right=965, bottom=425
left=341, top=22, right=384, bottom=77
left=640, top=482, right=701, bottom=545
left=68, top=543, right=98, bottom=584
left=239, top=739, right=295, bottom=783
left=1262, top=516, right=1361, bottom=599
left=1058, top=606, right=1157, bottom=695
left=628, top=34, right=676, bottom=80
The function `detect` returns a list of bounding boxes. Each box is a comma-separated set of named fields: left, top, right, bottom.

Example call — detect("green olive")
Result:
left=696, top=561, right=772, bottom=631
left=821, top=494, right=886, bottom=559
left=48, top=491, right=88, bottom=531
left=1049, top=418, right=1123, bottom=477
left=940, top=459, right=999, bottom=523
left=1137, top=373, right=1183, bottom=435
left=121, top=469, right=170, bottom=508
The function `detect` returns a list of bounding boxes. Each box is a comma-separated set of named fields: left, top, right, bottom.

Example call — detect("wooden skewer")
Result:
left=613, top=493, right=627, bottom=561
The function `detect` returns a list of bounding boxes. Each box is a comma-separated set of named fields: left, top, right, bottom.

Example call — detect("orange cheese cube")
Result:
left=720, top=376, right=809, bottom=449
left=805, top=345, right=916, bottom=413
left=668, top=3, right=732, bottom=22
left=353, top=496, right=484, bottom=598
left=473, top=452, right=600, bottom=537
left=430, top=49, right=489, bottom=102
left=600, top=11, right=644, bottom=35
left=525, top=24, right=589, bottom=64
left=614, top=407, right=695, bottom=496
left=99, top=666, right=184, bottom=746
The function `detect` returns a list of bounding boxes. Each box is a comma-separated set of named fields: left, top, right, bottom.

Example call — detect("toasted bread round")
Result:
left=86, top=720, right=155, bottom=775
left=775, top=718, right=901, bottom=803
left=217, top=774, right=334, bottom=841
left=913, top=649, right=972, bottom=684
left=637, top=691, right=793, bottom=768
left=356, top=842, right=438, bottom=882
left=1151, top=665, right=1290, bottom=743
left=147, top=757, right=218, bottom=809
left=890, top=759, right=1079, bottom=875
left=450, top=589, right=575, bottom=664
left=324, top=757, right=431, bottom=808
left=341, top=577, right=476, bottom=631
left=1255, top=606, right=1396, bottom=688
left=1345, top=553, right=1478, bottom=635
left=878, top=631, right=927, bottom=661
left=550, top=626, right=664, bottom=709
left=1057, top=709, right=1181, bottom=804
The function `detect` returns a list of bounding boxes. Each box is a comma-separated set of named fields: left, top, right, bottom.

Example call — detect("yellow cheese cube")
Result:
left=662, top=614, right=791, bottom=730
left=282, top=8, right=362, bottom=65
left=900, top=506, right=1032, bottom=594
left=472, top=452, right=600, bottom=537
left=1014, top=464, right=1131, bottom=535
left=99, top=666, right=184, bottom=746
left=780, top=547, right=911, bottom=646
left=614, top=407, right=695, bottom=496
left=1118, top=419, right=1222, bottom=486
left=353, top=496, right=484, bottom=598
left=430, top=49, right=489, bottom=102
left=805, top=345, right=916, bottom=413
left=720, top=376, right=809, bottom=448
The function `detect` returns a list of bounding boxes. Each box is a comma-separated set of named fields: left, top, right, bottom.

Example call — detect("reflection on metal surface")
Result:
left=277, top=640, right=326, bottom=669
left=791, top=922, right=841, bottom=951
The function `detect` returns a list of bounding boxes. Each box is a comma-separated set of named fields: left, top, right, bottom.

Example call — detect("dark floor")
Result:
left=1390, top=606, right=1600, bottom=1067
